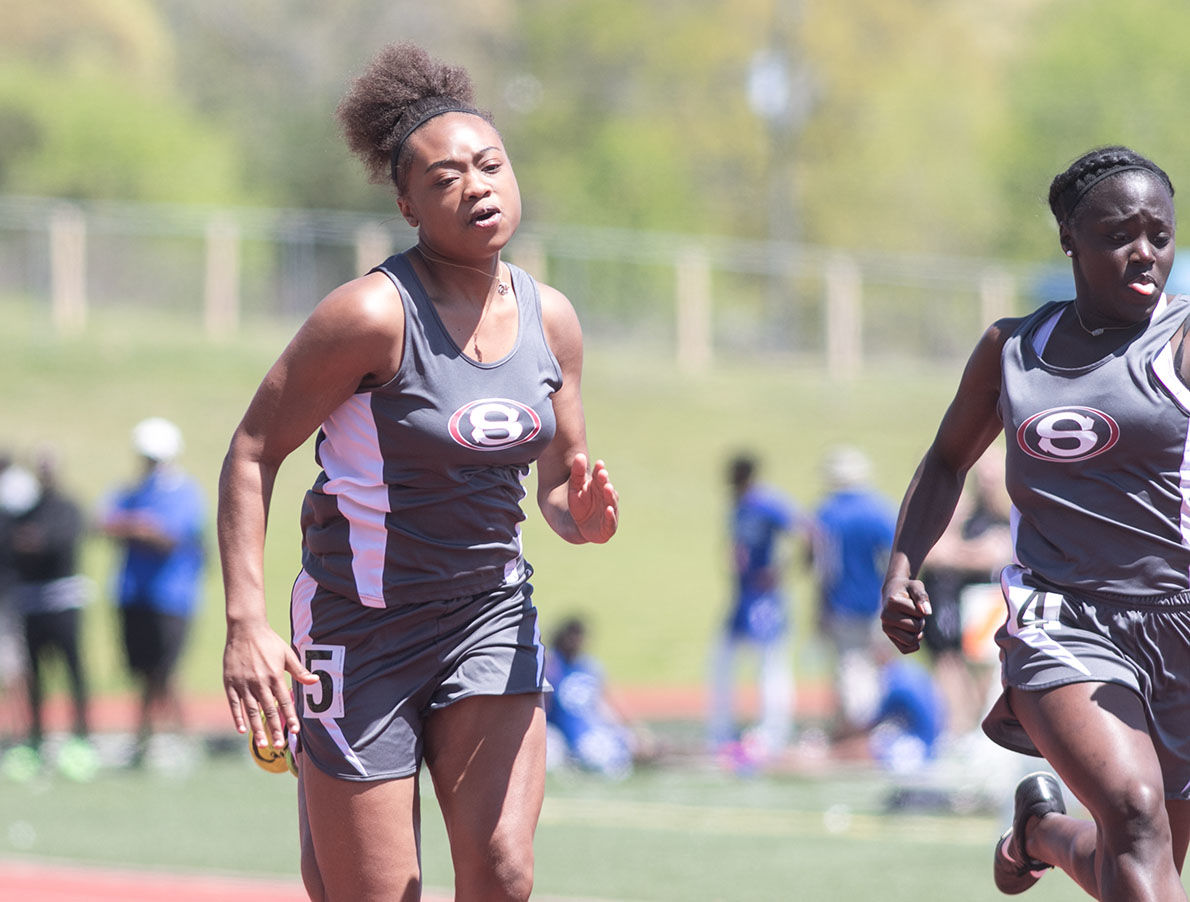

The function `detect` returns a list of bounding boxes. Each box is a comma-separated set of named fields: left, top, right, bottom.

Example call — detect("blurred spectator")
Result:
left=832, top=642, right=946, bottom=773
left=0, top=451, right=29, bottom=745
left=99, top=418, right=205, bottom=762
left=919, top=451, right=1012, bottom=737
left=867, top=655, right=946, bottom=772
left=1, top=449, right=96, bottom=782
left=811, top=446, right=897, bottom=735
left=544, top=616, right=654, bottom=779
left=708, top=453, right=804, bottom=767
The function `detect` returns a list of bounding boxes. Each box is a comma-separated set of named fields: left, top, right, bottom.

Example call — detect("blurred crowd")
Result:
left=544, top=444, right=1016, bottom=801
left=0, top=417, right=205, bottom=782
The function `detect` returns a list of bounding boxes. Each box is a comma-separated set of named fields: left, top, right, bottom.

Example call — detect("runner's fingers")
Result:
left=259, top=679, right=300, bottom=746
left=257, top=697, right=287, bottom=749
left=235, top=685, right=275, bottom=747
left=274, top=686, right=302, bottom=737
left=225, top=686, right=248, bottom=734
left=883, top=619, right=923, bottom=654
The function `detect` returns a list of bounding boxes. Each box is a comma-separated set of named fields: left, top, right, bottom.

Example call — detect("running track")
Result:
left=19, top=681, right=831, bottom=735
left=1, top=683, right=831, bottom=900
left=0, top=859, right=316, bottom=902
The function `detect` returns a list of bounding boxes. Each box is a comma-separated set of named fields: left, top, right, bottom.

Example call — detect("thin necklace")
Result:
left=413, top=245, right=509, bottom=296
left=1070, top=301, right=1144, bottom=337
left=413, top=245, right=506, bottom=362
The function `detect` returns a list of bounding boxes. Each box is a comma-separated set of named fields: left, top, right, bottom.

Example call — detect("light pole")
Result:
left=747, top=4, right=815, bottom=317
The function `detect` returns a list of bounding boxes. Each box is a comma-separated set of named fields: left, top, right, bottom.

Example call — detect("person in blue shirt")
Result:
left=867, top=657, right=945, bottom=771
left=100, top=418, right=205, bottom=760
left=544, top=617, right=648, bottom=779
left=812, top=446, right=897, bottom=736
left=708, top=453, right=803, bottom=766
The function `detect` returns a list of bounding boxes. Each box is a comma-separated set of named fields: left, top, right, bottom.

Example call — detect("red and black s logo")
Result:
left=1016, top=406, right=1120, bottom=462
left=448, top=399, right=542, bottom=451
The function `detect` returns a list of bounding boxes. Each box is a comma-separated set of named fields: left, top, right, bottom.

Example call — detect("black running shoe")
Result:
left=993, top=771, right=1066, bottom=894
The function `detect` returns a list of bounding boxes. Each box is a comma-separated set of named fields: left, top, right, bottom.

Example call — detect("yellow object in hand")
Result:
left=250, top=714, right=298, bottom=776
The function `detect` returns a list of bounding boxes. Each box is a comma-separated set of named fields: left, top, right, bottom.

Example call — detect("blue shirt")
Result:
left=544, top=652, right=632, bottom=776
left=729, top=486, right=797, bottom=640
left=105, top=467, right=206, bottom=617
left=814, top=488, right=896, bottom=618
left=875, top=659, right=944, bottom=754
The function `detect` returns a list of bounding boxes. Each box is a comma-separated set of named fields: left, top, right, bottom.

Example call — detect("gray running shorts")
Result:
left=983, top=564, right=1190, bottom=799
left=290, top=568, right=546, bottom=781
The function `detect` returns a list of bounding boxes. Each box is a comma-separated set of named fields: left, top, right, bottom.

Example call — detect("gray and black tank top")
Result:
left=300, top=252, right=563, bottom=606
left=1000, top=293, right=1190, bottom=598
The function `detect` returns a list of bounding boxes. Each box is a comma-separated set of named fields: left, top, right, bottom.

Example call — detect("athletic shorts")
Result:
left=120, top=604, right=190, bottom=680
left=983, top=564, right=1190, bottom=799
left=290, top=568, right=546, bottom=782
left=24, top=608, right=82, bottom=659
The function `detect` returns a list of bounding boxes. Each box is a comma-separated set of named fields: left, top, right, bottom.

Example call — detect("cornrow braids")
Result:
left=1048, top=146, right=1174, bottom=224
left=335, top=43, right=492, bottom=193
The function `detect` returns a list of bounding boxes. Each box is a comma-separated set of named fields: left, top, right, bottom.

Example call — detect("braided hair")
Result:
left=336, top=43, right=493, bottom=194
left=1048, top=146, right=1174, bottom=225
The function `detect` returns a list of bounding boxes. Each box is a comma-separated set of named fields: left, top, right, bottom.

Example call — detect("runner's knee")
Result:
left=455, top=829, right=534, bottom=901
left=1098, top=778, right=1172, bottom=857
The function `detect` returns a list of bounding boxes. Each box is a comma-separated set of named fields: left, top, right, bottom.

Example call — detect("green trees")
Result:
left=5, top=0, right=1190, bottom=260
left=0, top=0, right=253, bottom=204
left=995, top=0, right=1190, bottom=257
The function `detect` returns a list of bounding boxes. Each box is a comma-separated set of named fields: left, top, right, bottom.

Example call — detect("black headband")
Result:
left=1057, top=164, right=1153, bottom=221
left=389, top=103, right=479, bottom=184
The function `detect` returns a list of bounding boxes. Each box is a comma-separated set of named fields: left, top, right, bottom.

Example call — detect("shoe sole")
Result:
left=993, top=770, right=1066, bottom=894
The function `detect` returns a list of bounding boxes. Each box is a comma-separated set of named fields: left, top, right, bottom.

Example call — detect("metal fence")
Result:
left=0, top=195, right=1057, bottom=372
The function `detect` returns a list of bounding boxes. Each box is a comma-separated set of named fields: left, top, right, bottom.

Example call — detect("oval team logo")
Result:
left=448, top=398, right=542, bottom=451
left=1016, top=406, right=1120, bottom=462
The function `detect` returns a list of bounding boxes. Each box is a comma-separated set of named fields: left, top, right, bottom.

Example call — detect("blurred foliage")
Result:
left=0, top=61, right=251, bottom=204
left=0, top=0, right=254, bottom=204
left=995, top=0, right=1190, bottom=258
left=5, top=0, right=1190, bottom=258
left=505, top=0, right=775, bottom=235
left=2, top=0, right=175, bottom=82
left=797, top=1, right=1017, bottom=255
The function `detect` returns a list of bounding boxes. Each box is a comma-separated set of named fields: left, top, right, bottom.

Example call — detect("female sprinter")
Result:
left=219, top=43, right=618, bottom=901
left=881, top=145, right=1190, bottom=900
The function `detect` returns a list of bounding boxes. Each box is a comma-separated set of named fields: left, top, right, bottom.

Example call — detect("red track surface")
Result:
left=0, top=859, right=310, bottom=902
left=26, top=681, right=831, bottom=736
left=0, top=858, right=460, bottom=901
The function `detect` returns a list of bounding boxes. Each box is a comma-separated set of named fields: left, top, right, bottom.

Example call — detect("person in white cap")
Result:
left=99, top=417, right=205, bottom=763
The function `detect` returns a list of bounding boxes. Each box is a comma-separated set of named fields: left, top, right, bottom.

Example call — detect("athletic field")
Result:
left=1, top=693, right=1101, bottom=902
left=0, top=297, right=1150, bottom=899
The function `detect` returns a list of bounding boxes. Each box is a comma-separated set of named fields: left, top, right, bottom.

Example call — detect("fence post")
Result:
left=49, top=204, right=86, bottom=334
left=204, top=214, right=240, bottom=338
left=825, top=253, right=861, bottom=377
left=979, top=267, right=1015, bottom=325
left=509, top=236, right=547, bottom=282
left=355, top=223, right=392, bottom=275
left=676, top=248, right=712, bottom=372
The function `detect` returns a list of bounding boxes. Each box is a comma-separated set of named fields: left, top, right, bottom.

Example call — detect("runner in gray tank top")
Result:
left=217, top=43, right=618, bottom=902
left=880, top=146, right=1190, bottom=901
left=300, top=251, right=563, bottom=607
